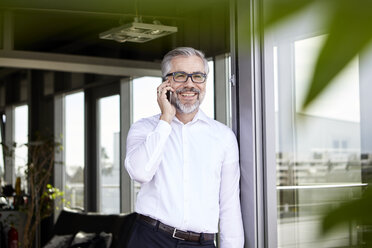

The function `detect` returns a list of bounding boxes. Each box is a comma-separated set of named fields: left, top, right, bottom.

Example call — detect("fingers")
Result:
left=157, top=80, right=176, bottom=123
left=157, top=80, right=173, bottom=99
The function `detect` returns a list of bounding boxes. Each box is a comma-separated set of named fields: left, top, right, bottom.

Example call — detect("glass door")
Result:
left=264, top=5, right=372, bottom=247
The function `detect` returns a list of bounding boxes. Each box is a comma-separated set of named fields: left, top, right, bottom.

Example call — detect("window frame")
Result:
left=231, top=0, right=278, bottom=247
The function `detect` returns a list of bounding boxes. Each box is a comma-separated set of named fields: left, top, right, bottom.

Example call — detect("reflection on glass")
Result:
left=98, top=95, right=120, bottom=214
left=268, top=21, right=367, bottom=247
left=14, top=105, right=28, bottom=190
left=65, top=92, right=85, bottom=210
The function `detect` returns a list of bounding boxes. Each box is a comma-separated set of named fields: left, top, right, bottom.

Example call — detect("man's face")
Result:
left=168, top=55, right=207, bottom=114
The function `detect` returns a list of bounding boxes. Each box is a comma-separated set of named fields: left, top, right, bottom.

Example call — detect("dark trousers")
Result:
left=127, top=218, right=216, bottom=248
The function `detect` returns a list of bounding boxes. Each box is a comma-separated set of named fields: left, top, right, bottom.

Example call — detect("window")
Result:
left=98, top=95, right=120, bottom=213
left=202, top=60, right=215, bottom=118
left=264, top=7, right=369, bottom=247
left=64, top=92, right=85, bottom=210
left=14, top=105, right=28, bottom=190
left=131, top=76, right=162, bottom=210
left=132, top=76, right=162, bottom=123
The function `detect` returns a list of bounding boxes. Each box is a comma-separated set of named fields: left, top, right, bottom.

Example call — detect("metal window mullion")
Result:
left=261, top=41, right=279, bottom=248
left=215, top=54, right=230, bottom=126
left=120, top=78, right=132, bottom=213
left=4, top=106, right=14, bottom=184
left=53, top=94, right=65, bottom=221
left=233, top=0, right=278, bottom=247
left=233, top=0, right=260, bottom=247
left=260, top=29, right=278, bottom=248
left=255, top=0, right=278, bottom=246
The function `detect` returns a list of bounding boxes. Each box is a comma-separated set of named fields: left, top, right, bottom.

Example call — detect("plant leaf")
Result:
left=322, top=186, right=372, bottom=234
left=303, top=0, right=372, bottom=108
left=264, top=0, right=314, bottom=28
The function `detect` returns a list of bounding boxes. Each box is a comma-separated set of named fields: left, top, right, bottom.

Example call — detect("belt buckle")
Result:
left=172, top=228, right=185, bottom=241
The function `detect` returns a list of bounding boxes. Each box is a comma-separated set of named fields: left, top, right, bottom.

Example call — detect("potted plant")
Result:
left=1, top=134, right=66, bottom=248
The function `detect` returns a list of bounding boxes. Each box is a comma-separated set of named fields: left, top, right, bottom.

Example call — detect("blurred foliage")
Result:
left=1, top=134, right=65, bottom=248
left=322, top=185, right=372, bottom=246
left=23, top=134, right=63, bottom=248
left=264, top=0, right=372, bottom=109
left=40, top=184, right=66, bottom=218
left=265, top=0, right=372, bottom=245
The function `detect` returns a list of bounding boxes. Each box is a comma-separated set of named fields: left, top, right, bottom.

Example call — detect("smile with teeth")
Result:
left=180, top=93, right=197, bottom=97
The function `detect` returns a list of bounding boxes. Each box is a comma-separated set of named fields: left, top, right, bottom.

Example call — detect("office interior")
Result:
left=0, top=0, right=371, bottom=247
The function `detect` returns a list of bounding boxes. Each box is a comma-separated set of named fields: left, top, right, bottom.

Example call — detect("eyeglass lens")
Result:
left=173, top=72, right=205, bottom=83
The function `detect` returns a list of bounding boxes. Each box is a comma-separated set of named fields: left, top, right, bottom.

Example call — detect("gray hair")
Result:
left=161, top=47, right=209, bottom=78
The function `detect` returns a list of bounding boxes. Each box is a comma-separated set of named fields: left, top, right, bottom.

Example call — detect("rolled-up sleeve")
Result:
left=219, top=130, right=244, bottom=248
left=125, top=119, right=172, bottom=183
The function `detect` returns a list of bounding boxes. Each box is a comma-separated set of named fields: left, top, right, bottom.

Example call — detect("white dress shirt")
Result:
left=125, top=110, right=244, bottom=247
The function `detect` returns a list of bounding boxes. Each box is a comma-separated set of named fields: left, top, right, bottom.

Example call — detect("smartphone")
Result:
left=166, top=90, right=172, bottom=104
left=163, top=77, right=172, bottom=104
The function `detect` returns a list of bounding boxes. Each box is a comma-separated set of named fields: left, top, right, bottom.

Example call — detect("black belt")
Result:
left=137, top=214, right=215, bottom=242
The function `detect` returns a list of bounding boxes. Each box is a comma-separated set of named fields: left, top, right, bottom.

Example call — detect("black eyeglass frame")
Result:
left=164, top=71, right=207, bottom=84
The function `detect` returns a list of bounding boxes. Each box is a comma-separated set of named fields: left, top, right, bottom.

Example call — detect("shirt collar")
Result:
left=193, top=109, right=212, bottom=125
left=173, top=109, right=212, bottom=126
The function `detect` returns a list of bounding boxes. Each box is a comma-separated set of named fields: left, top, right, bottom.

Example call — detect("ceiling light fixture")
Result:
left=99, top=18, right=178, bottom=43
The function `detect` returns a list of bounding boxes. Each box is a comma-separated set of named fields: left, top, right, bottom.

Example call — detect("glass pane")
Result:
left=98, top=95, right=120, bottom=214
left=201, top=60, right=215, bottom=118
left=65, top=92, right=85, bottom=210
left=265, top=5, right=370, bottom=247
left=14, top=105, right=28, bottom=190
left=131, top=76, right=161, bottom=210
left=132, top=77, right=162, bottom=123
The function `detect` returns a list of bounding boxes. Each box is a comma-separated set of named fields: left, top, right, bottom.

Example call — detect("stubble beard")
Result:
left=171, top=87, right=205, bottom=114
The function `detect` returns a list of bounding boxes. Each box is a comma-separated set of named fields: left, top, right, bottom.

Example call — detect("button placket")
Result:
left=182, top=126, right=190, bottom=228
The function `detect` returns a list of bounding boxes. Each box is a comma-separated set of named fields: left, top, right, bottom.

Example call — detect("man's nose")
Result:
left=184, top=76, right=195, bottom=87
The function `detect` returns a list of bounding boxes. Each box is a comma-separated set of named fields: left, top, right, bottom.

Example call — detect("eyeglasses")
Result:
left=165, top=71, right=207, bottom=84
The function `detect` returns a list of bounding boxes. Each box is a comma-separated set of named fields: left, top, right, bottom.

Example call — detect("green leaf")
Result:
left=264, top=0, right=314, bottom=28
left=322, top=186, right=372, bottom=238
left=303, top=0, right=372, bottom=108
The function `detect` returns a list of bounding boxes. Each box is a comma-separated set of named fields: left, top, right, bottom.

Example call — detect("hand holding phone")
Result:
left=158, top=79, right=175, bottom=124
left=166, top=90, right=172, bottom=104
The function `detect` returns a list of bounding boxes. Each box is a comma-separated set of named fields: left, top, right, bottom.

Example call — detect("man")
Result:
left=125, top=47, right=244, bottom=248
